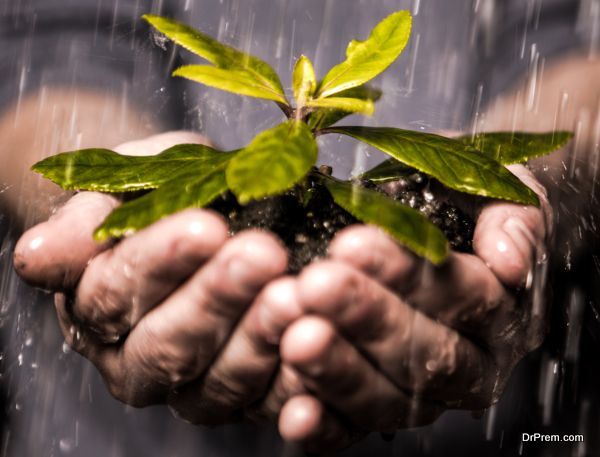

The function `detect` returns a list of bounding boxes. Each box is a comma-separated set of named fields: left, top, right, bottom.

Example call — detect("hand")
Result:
left=277, top=165, right=551, bottom=452
left=13, top=132, right=305, bottom=424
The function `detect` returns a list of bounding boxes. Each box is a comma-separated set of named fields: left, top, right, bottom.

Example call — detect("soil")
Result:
left=209, top=170, right=475, bottom=273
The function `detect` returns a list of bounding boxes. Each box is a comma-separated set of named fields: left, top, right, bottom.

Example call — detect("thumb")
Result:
left=473, top=164, right=552, bottom=288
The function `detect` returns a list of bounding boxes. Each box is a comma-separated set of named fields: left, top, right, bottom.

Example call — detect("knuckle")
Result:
left=104, top=379, right=153, bottom=407
left=75, top=255, right=131, bottom=335
left=167, top=382, right=246, bottom=427
left=104, top=376, right=129, bottom=405
left=202, top=372, right=249, bottom=409
left=103, top=361, right=165, bottom=408
left=134, top=327, right=201, bottom=386
left=411, top=328, right=461, bottom=393
left=175, top=407, right=241, bottom=427
left=164, top=350, right=200, bottom=385
left=201, top=285, right=249, bottom=322
left=76, top=296, right=129, bottom=339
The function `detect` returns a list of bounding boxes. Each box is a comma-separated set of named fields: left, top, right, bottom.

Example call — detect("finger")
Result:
left=328, top=224, right=419, bottom=296
left=114, top=230, right=288, bottom=406
left=73, top=209, right=228, bottom=339
left=54, top=293, right=128, bottom=401
left=297, top=262, right=495, bottom=407
left=14, top=192, right=118, bottom=289
left=254, top=364, right=307, bottom=422
left=13, top=131, right=214, bottom=289
left=55, top=293, right=103, bottom=360
left=279, top=395, right=364, bottom=453
left=167, top=277, right=303, bottom=425
left=113, top=131, right=213, bottom=156
left=473, top=164, right=550, bottom=288
left=329, top=226, right=515, bottom=338
left=281, top=316, right=444, bottom=429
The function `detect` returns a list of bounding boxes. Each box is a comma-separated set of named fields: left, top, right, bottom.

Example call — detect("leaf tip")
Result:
left=557, top=130, right=575, bottom=146
left=141, top=14, right=160, bottom=26
left=171, top=66, right=188, bottom=78
left=391, top=9, right=413, bottom=28
left=430, top=242, right=450, bottom=266
left=528, top=191, right=541, bottom=208
left=235, top=193, right=252, bottom=206
left=92, top=226, right=110, bottom=243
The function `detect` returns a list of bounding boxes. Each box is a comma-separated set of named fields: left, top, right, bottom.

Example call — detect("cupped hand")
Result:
left=277, top=165, right=551, bottom=452
left=13, top=132, right=305, bottom=425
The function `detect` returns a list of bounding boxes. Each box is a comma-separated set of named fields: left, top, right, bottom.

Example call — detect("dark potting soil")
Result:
left=209, top=172, right=475, bottom=273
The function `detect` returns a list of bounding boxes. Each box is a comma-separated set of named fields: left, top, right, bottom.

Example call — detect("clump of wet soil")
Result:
left=209, top=171, right=475, bottom=273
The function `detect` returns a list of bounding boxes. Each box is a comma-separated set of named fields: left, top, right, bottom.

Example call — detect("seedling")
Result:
left=32, top=11, right=571, bottom=265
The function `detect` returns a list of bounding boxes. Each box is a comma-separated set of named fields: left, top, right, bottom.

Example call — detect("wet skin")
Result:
left=14, top=132, right=550, bottom=452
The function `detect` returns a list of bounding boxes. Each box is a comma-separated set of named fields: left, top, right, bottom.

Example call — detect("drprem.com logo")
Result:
left=522, top=433, right=584, bottom=443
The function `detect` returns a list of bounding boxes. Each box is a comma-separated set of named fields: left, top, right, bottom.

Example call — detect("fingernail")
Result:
left=12, top=252, right=26, bottom=273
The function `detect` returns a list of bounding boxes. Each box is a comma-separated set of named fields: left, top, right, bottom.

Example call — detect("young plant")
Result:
left=32, top=11, right=572, bottom=265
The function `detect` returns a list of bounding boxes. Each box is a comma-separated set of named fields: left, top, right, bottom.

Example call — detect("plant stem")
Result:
left=314, top=127, right=333, bottom=137
left=276, top=102, right=294, bottom=118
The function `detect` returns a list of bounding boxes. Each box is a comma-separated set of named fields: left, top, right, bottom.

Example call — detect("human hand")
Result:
left=277, top=165, right=551, bottom=452
left=13, top=132, right=306, bottom=425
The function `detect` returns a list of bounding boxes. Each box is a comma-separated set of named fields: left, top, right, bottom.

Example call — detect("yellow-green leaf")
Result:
left=143, top=14, right=287, bottom=105
left=322, top=176, right=448, bottom=264
left=358, top=158, right=413, bottom=183
left=173, top=65, right=287, bottom=103
left=316, top=11, right=412, bottom=98
left=292, top=55, right=317, bottom=107
left=328, top=127, right=540, bottom=206
left=31, top=144, right=231, bottom=192
left=306, top=97, right=374, bottom=116
left=226, top=121, right=318, bottom=204
left=308, top=85, right=382, bottom=129
left=458, top=131, right=573, bottom=165
left=94, top=163, right=230, bottom=241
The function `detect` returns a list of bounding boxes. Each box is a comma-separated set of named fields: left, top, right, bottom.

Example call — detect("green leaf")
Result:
left=322, top=176, right=448, bottom=264
left=31, top=144, right=232, bottom=192
left=327, top=127, right=540, bottom=206
left=316, top=10, right=412, bottom=98
left=292, top=55, right=317, bottom=106
left=226, top=121, right=318, bottom=204
left=306, top=97, right=374, bottom=116
left=173, top=65, right=287, bottom=104
left=308, top=85, right=382, bottom=129
left=458, top=131, right=573, bottom=165
left=358, top=158, right=414, bottom=183
left=94, top=163, right=230, bottom=241
left=143, top=14, right=287, bottom=105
